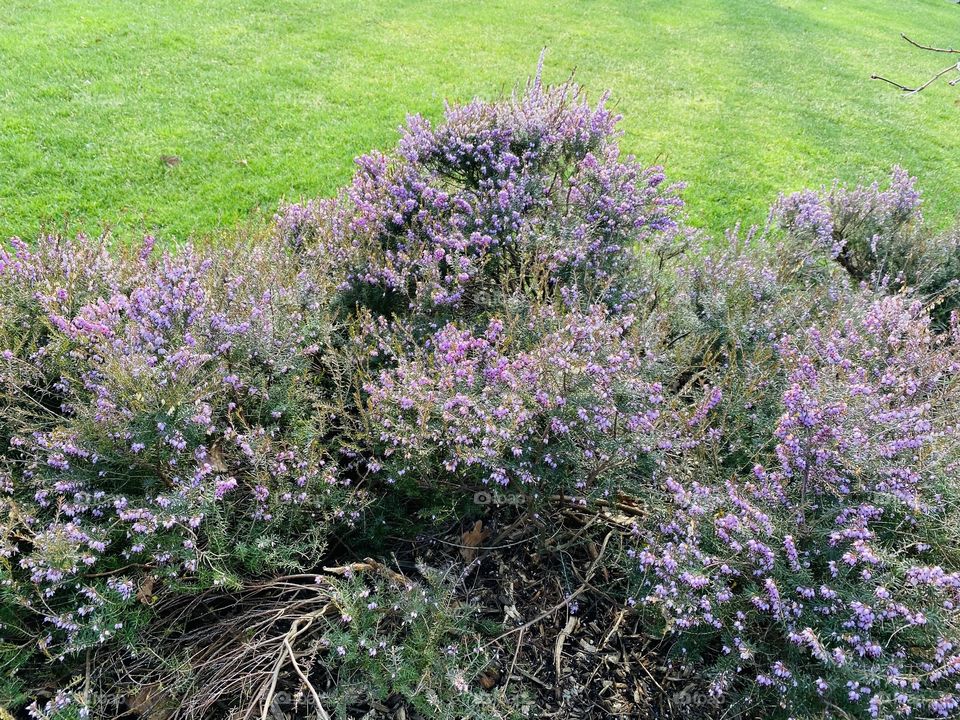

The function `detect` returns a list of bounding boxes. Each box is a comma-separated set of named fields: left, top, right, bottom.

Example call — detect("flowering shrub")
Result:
left=0, top=234, right=360, bottom=674
left=3, top=71, right=960, bottom=720
left=773, top=166, right=923, bottom=283
left=276, top=65, right=685, bottom=326
left=638, top=295, right=960, bottom=718
left=273, top=67, right=692, bottom=521
left=360, top=303, right=669, bottom=500
left=915, top=226, right=960, bottom=328
left=773, top=166, right=960, bottom=328
left=317, top=563, right=495, bottom=718
left=666, top=222, right=852, bottom=359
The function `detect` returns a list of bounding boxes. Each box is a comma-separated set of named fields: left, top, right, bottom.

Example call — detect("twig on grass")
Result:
left=901, top=33, right=960, bottom=54
left=872, top=33, right=960, bottom=94
left=872, top=64, right=960, bottom=94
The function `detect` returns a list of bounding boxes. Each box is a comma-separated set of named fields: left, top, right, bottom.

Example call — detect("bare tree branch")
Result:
left=901, top=33, right=960, bottom=55
left=872, top=33, right=960, bottom=95
left=872, top=63, right=960, bottom=94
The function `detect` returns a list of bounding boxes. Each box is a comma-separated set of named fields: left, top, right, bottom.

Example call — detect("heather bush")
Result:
left=773, top=166, right=923, bottom=283
left=276, top=64, right=686, bottom=329
left=359, top=302, right=669, bottom=503
left=612, top=172, right=960, bottom=719
left=773, top=167, right=960, bottom=330
left=0, top=234, right=362, bottom=693
left=316, top=563, right=496, bottom=719
left=3, top=70, right=960, bottom=720
left=916, top=226, right=960, bottom=327
left=637, top=295, right=960, bottom=718
left=664, top=221, right=852, bottom=367
left=273, top=66, right=691, bottom=519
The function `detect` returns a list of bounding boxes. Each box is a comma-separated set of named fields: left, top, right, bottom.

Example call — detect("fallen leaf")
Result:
left=460, top=520, right=491, bottom=562
left=136, top=576, right=156, bottom=605
left=209, top=444, right=228, bottom=473
left=478, top=667, right=500, bottom=690
left=503, top=604, right=522, bottom=622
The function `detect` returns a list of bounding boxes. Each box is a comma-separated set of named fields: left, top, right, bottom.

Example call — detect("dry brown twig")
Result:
left=93, top=563, right=412, bottom=720
left=872, top=33, right=960, bottom=94
left=499, top=626, right=525, bottom=698
left=553, top=614, right=579, bottom=697
left=259, top=616, right=332, bottom=720
left=486, top=530, right=613, bottom=648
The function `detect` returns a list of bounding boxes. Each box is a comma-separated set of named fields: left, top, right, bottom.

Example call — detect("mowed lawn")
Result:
left=1, top=0, right=958, bottom=241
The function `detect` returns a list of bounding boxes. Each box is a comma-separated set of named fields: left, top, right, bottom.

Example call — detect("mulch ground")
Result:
left=83, top=502, right=726, bottom=720
left=352, top=503, right=723, bottom=720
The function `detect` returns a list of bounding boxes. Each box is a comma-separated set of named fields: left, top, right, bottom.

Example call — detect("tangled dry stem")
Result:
left=92, top=561, right=415, bottom=720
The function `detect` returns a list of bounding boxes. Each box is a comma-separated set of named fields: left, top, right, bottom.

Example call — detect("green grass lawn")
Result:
left=1, top=0, right=958, bottom=241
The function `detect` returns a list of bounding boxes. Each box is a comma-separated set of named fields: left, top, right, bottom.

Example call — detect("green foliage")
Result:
left=319, top=565, right=498, bottom=719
